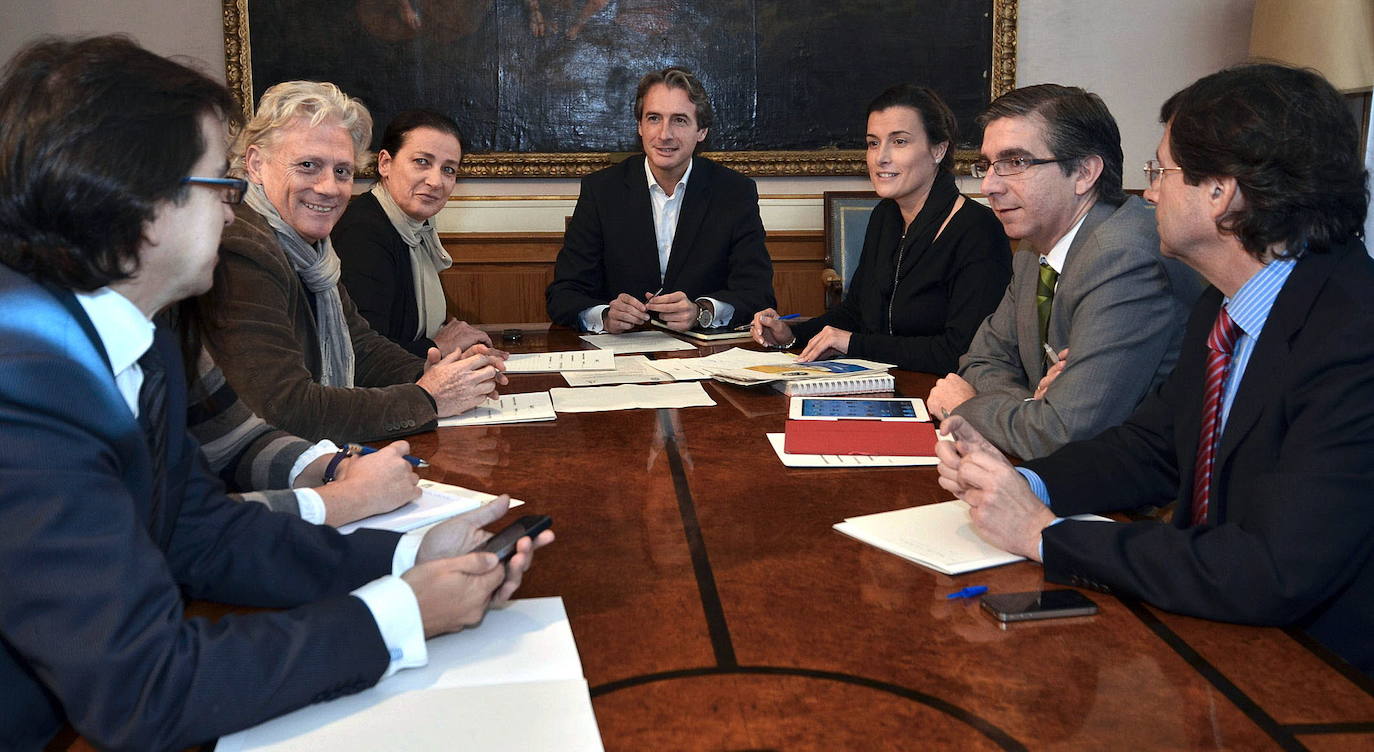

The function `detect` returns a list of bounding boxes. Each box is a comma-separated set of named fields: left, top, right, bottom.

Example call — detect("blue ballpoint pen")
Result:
left=733, top=312, right=801, bottom=331
left=945, top=586, right=988, bottom=600
left=343, top=442, right=430, bottom=469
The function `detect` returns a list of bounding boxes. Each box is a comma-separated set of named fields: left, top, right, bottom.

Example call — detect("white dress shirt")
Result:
left=75, top=288, right=429, bottom=677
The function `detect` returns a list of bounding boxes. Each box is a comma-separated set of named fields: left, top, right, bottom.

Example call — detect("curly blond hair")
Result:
left=230, top=80, right=372, bottom=176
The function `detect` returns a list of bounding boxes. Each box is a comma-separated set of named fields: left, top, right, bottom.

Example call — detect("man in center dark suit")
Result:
left=935, top=63, right=1374, bottom=676
left=546, top=66, right=776, bottom=332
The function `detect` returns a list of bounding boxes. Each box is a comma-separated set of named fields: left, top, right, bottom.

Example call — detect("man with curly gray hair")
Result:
left=195, top=81, right=507, bottom=443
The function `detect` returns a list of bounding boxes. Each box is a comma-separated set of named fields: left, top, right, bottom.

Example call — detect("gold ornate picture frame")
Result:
left=223, top=0, right=1016, bottom=178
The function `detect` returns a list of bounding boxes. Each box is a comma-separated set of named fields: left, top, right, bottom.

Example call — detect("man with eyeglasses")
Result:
left=926, top=84, right=1201, bottom=460
left=0, top=37, right=551, bottom=750
left=935, top=64, right=1374, bottom=676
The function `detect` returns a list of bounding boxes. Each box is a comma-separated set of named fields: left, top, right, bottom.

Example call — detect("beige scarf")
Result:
left=245, top=182, right=354, bottom=387
left=369, top=182, right=452, bottom=339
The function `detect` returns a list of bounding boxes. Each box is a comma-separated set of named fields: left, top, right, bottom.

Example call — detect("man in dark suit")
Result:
left=0, top=37, right=552, bottom=750
left=935, top=64, right=1374, bottom=675
left=546, top=67, right=776, bottom=332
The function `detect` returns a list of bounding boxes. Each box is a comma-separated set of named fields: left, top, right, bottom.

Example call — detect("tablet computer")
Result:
left=788, top=397, right=930, bottom=422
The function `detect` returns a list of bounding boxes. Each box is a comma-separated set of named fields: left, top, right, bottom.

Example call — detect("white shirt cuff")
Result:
left=392, top=528, right=426, bottom=575
left=579, top=305, right=609, bottom=333
left=698, top=297, right=733, bottom=328
left=294, top=488, right=327, bottom=525
left=290, top=439, right=339, bottom=485
left=352, top=575, right=427, bottom=678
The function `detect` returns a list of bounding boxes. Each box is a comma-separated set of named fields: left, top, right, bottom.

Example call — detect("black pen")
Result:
left=342, top=442, right=430, bottom=469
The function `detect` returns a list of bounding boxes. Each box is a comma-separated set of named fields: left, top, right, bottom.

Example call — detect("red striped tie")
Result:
left=1190, top=306, right=1242, bottom=526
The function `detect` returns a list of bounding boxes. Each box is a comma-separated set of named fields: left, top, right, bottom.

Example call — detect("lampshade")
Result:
left=1250, top=0, right=1374, bottom=92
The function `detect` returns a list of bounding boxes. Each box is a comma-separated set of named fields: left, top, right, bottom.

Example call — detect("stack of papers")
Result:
left=216, top=598, right=603, bottom=751
left=834, top=501, right=1111, bottom=575
left=713, top=357, right=895, bottom=386
left=646, top=347, right=797, bottom=381
left=578, top=331, right=696, bottom=354
left=337, top=480, right=525, bottom=534
left=437, top=392, right=557, bottom=427
left=549, top=382, right=716, bottom=413
left=505, top=350, right=614, bottom=373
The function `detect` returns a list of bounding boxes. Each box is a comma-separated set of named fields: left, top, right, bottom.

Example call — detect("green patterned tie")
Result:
left=1036, top=260, right=1059, bottom=351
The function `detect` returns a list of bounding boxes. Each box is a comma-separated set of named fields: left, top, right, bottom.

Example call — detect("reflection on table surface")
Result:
left=414, top=326, right=1374, bottom=750
left=59, top=325, right=1372, bottom=751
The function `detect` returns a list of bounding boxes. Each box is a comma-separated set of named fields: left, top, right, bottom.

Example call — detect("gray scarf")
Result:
left=244, top=182, right=355, bottom=387
left=369, top=182, right=452, bottom=339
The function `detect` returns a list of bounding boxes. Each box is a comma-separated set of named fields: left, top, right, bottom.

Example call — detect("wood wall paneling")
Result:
left=440, top=230, right=827, bottom=324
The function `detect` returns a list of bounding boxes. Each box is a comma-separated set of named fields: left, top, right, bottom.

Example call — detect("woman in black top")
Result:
left=751, top=85, right=1010, bottom=373
left=334, top=109, right=491, bottom=357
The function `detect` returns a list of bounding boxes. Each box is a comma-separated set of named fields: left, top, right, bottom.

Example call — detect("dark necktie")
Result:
left=1190, top=306, right=1242, bottom=526
left=1036, top=260, right=1059, bottom=354
left=137, top=344, right=168, bottom=531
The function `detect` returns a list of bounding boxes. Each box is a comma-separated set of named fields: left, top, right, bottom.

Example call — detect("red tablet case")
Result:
left=783, top=419, right=937, bottom=456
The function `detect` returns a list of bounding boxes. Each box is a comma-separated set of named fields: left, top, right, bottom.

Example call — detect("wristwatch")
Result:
left=321, top=446, right=355, bottom=484
left=695, top=300, right=714, bottom=328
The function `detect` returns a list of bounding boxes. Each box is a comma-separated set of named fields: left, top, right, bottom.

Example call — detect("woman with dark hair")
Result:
left=751, top=85, right=1010, bottom=373
left=334, top=109, right=490, bottom=357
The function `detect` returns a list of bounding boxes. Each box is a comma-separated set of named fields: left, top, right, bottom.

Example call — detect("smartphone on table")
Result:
left=980, top=589, right=1098, bottom=622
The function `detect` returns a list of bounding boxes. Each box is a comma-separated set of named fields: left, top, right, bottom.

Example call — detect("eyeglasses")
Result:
left=182, top=176, right=248, bottom=205
left=1142, top=160, right=1184, bottom=186
left=970, top=156, right=1066, bottom=178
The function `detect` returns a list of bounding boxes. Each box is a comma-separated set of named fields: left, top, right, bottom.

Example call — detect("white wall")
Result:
left=1019, top=0, right=1256, bottom=191
left=0, top=0, right=1258, bottom=229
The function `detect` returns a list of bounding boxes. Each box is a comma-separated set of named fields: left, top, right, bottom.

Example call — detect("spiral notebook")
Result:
left=770, top=372, right=895, bottom=396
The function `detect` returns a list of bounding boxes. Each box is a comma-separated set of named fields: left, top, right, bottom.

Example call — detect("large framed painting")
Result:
left=223, top=0, right=1017, bottom=177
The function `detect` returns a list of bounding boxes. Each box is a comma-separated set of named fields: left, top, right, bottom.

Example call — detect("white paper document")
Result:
left=506, top=349, right=614, bottom=373
left=550, top=382, right=716, bottom=413
left=834, top=501, right=1111, bottom=576
left=437, top=392, right=556, bottom=427
left=766, top=433, right=939, bottom=468
left=578, top=330, right=697, bottom=354
left=561, top=355, right=675, bottom=386
left=216, top=597, right=603, bottom=752
left=337, top=479, right=525, bottom=535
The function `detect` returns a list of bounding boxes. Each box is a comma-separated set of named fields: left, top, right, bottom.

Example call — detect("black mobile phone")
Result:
left=979, top=589, right=1098, bottom=623
left=501, top=328, right=523, bottom=342
left=478, top=514, right=552, bottom=563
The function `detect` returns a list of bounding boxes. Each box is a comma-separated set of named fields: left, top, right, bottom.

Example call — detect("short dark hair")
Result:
left=0, top=35, right=237, bottom=291
left=866, top=84, right=959, bottom=173
left=1161, top=63, right=1368, bottom=260
left=379, top=108, right=464, bottom=159
left=634, top=67, right=713, bottom=132
left=976, top=84, right=1126, bottom=206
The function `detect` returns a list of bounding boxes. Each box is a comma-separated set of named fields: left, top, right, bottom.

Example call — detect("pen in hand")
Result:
left=342, top=442, right=430, bottom=469
left=734, top=312, right=800, bottom=331
left=1042, top=342, right=1061, bottom=365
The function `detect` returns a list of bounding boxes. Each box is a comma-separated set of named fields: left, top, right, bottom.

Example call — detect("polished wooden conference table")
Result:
left=58, top=325, right=1373, bottom=752
left=394, top=326, right=1374, bottom=751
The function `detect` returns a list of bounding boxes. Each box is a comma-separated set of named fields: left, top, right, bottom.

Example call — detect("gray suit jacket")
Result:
left=955, top=197, right=1202, bottom=459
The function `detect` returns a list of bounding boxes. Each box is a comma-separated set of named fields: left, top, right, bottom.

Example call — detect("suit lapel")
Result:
left=1015, top=251, right=1047, bottom=385
left=622, top=156, right=663, bottom=289
left=662, top=157, right=710, bottom=289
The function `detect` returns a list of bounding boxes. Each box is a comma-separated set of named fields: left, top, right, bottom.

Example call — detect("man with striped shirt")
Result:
left=934, top=63, right=1374, bottom=676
